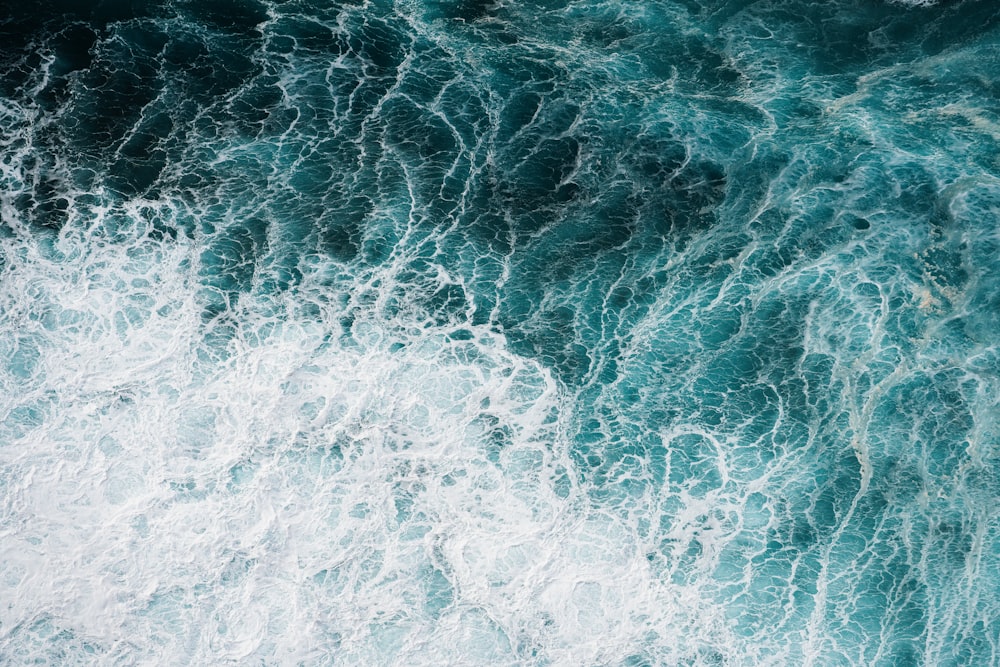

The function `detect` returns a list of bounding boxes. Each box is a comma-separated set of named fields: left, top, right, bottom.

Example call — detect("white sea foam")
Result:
left=0, top=190, right=751, bottom=665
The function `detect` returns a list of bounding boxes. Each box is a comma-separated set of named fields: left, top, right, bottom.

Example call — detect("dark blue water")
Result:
left=2, top=0, right=999, bottom=663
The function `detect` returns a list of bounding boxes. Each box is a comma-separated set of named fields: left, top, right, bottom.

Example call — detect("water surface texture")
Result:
left=2, top=0, right=1000, bottom=664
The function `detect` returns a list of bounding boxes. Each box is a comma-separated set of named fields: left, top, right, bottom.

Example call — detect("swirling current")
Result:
left=2, top=0, right=1000, bottom=664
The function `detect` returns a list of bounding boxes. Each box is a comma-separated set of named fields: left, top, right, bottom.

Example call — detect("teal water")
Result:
left=1, top=0, right=999, bottom=664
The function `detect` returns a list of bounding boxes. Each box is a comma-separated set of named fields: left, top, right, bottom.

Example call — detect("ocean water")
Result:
left=1, top=0, right=999, bottom=664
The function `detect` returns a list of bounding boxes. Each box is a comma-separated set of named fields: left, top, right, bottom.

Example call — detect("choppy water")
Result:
left=2, top=0, right=1000, bottom=664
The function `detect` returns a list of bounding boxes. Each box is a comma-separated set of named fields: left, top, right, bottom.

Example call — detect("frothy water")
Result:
left=2, top=0, right=1000, bottom=664
left=0, top=186, right=737, bottom=664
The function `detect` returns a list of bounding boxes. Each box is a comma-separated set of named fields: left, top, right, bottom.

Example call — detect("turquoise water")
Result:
left=1, top=0, right=999, bottom=663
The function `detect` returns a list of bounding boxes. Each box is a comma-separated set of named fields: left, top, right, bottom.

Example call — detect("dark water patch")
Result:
left=348, top=16, right=409, bottom=71
left=161, top=31, right=259, bottom=104
left=269, top=15, right=350, bottom=56
left=177, top=0, right=269, bottom=33
left=434, top=0, right=500, bottom=23
left=13, top=176, right=70, bottom=232
left=66, top=23, right=168, bottom=157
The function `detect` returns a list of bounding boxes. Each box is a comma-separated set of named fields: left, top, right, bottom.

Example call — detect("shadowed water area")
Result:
left=2, top=0, right=1000, bottom=664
